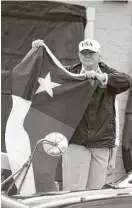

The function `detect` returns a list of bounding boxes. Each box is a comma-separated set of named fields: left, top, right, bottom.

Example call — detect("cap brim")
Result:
left=79, top=48, right=97, bottom=53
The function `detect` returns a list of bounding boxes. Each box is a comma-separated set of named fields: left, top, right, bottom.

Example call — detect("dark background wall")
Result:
left=1, top=1, right=86, bottom=70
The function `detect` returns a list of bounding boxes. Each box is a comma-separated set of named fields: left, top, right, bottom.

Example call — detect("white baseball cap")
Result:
left=79, top=39, right=101, bottom=53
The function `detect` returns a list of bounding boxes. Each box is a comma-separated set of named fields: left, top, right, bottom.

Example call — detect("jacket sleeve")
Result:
left=107, top=67, right=130, bottom=94
left=98, top=61, right=130, bottom=94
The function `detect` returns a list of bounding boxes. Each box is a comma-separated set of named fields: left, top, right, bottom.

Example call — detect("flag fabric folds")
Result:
left=5, top=43, right=99, bottom=194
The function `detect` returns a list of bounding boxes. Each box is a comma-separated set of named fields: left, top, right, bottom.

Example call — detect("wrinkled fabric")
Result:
left=1, top=1, right=86, bottom=194
left=1, top=1, right=86, bottom=70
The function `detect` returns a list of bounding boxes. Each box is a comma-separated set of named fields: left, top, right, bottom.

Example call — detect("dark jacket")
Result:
left=66, top=62, right=130, bottom=148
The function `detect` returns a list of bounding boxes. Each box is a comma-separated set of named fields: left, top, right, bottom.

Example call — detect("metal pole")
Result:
left=17, top=139, right=56, bottom=194
left=84, top=7, right=95, bottom=39
left=1, top=139, right=57, bottom=187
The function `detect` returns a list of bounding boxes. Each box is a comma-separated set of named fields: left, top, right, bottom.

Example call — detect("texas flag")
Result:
left=5, top=43, right=99, bottom=195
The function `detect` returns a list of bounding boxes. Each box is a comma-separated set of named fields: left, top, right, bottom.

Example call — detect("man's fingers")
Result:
left=32, top=39, right=44, bottom=48
left=86, top=71, right=96, bottom=78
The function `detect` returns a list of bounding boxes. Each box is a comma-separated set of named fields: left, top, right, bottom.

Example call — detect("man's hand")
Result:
left=85, top=70, right=106, bottom=82
left=107, top=158, right=116, bottom=177
left=108, top=158, right=116, bottom=170
left=95, top=72, right=106, bottom=82
left=107, top=146, right=117, bottom=177
left=32, top=39, right=44, bottom=48
left=85, top=70, right=96, bottom=79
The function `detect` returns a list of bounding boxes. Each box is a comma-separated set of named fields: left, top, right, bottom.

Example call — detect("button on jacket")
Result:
left=66, top=62, right=130, bottom=148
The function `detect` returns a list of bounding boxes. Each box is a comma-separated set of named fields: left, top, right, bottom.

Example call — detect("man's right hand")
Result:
left=85, top=70, right=96, bottom=79
left=32, top=39, right=44, bottom=48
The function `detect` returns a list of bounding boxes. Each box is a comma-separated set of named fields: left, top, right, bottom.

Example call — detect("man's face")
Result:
left=78, top=49, right=101, bottom=69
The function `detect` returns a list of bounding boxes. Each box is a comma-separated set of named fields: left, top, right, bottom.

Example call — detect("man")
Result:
left=32, top=39, right=130, bottom=190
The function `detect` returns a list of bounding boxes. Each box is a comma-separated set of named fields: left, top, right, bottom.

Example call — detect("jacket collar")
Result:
left=71, top=62, right=107, bottom=74
left=80, top=62, right=106, bottom=73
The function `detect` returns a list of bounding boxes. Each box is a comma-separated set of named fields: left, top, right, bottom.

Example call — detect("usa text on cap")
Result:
left=79, top=39, right=101, bottom=53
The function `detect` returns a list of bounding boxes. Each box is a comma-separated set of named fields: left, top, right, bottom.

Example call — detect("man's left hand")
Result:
left=107, top=158, right=116, bottom=177
left=85, top=70, right=106, bottom=82
left=95, top=72, right=106, bottom=82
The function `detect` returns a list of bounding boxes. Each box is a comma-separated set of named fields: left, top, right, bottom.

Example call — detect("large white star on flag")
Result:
left=35, top=72, right=61, bottom=97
